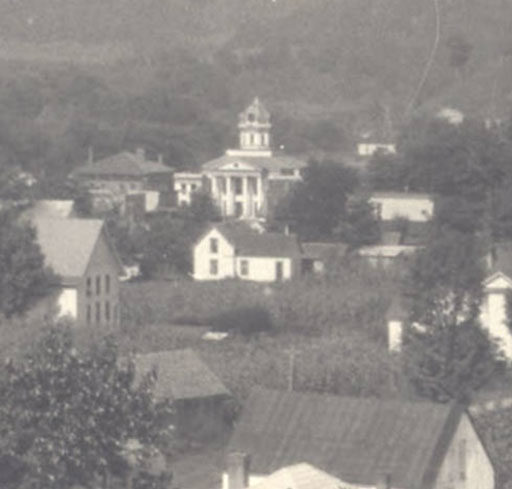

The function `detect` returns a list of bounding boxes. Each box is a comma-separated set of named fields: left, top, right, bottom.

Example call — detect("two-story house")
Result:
left=33, top=217, right=123, bottom=326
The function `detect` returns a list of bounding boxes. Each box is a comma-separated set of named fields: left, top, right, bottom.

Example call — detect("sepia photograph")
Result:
left=0, top=0, right=511, bottom=488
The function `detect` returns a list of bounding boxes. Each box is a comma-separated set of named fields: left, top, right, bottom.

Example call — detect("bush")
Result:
left=210, top=306, right=274, bottom=336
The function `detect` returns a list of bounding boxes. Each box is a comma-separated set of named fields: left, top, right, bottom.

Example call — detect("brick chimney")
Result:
left=227, top=452, right=251, bottom=489
left=135, top=147, right=146, bottom=161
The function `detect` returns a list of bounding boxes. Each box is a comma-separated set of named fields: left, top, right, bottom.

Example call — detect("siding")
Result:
left=194, top=229, right=235, bottom=280
left=235, top=256, right=293, bottom=282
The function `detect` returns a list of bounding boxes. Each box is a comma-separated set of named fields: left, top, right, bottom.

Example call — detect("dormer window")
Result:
left=248, top=113, right=255, bottom=122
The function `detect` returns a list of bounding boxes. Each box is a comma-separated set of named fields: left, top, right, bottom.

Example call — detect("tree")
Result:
left=402, top=230, right=501, bottom=402
left=0, top=327, right=172, bottom=489
left=274, top=160, right=357, bottom=241
left=180, top=190, right=220, bottom=226
left=335, top=197, right=380, bottom=249
left=0, top=211, right=55, bottom=317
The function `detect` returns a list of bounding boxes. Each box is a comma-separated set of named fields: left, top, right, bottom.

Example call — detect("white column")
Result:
left=242, top=177, right=249, bottom=217
left=226, top=176, right=232, bottom=216
left=211, top=175, right=218, bottom=200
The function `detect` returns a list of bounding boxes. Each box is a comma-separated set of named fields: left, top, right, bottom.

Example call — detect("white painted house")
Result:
left=225, top=388, right=494, bottom=489
left=193, top=223, right=301, bottom=282
left=370, top=192, right=435, bottom=222
left=357, top=142, right=396, bottom=157
left=174, top=172, right=204, bottom=206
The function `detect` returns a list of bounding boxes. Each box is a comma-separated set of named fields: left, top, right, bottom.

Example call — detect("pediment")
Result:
left=219, top=161, right=259, bottom=172
left=483, top=271, right=512, bottom=290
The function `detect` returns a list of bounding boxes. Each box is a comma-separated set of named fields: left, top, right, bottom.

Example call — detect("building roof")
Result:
left=132, top=349, right=230, bottom=402
left=370, top=192, right=434, bottom=201
left=72, top=151, right=173, bottom=178
left=207, top=222, right=301, bottom=258
left=249, top=464, right=356, bottom=489
left=19, top=200, right=75, bottom=222
left=33, top=218, right=106, bottom=285
left=202, top=154, right=307, bottom=173
left=228, top=388, right=464, bottom=489
left=358, top=245, right=418, bottom=258
left=239, top=97, right=271, bottom=125
left=301, top=242, right=348, bottom=261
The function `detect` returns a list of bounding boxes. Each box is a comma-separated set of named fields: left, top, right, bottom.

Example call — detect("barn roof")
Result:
left=72, top=151, right=173, bottom=178
left=132, top=349, right=231, bottom=402
left=228, top=388, right=464, bottom=489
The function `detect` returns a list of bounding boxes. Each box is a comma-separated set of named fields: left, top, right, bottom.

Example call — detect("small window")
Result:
left=280, top=169, right=295, bottom=176
left=86, top=305, right=91, bottom=324
left=210, top=259, right=218, bottom=275
left=95, top=302, right=101, bottom=324
left=249, top=133, right=255, bottom=145
left=191, top=184, right=197, bottom=191
left=105, top=275, right=111, bottom=294
left=210, top=238, right=218, bottom=254
left=181, top=183, right=186, bottom=191
left=240, top=260, right=249, bottom=276
left=96, top=276, right=101, bottom=295
left=86, top=277, right=92, bottom=297
left=105, top=301, right=111, bottom=322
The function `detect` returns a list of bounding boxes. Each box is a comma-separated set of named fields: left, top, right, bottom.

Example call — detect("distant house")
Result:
left=32, top=218, right=123, bottom=326
left=369, top=193, right=435, bottom=223
left=193, top=222, right=301, bottom=282
left=357, top=142, right=396, bottom=157
left=224, top=388, right=494, bottom=489
left=358, top=244, right=418, bottom=268
left=174, top=172, right=204, bottom=206
left=132, top=349, right=232, bottom=439
left=71, top=148, right=174, bottom=213
left=301, top=242, right=348, bottom=274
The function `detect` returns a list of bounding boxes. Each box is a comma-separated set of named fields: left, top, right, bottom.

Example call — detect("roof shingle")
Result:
left=228, top=388, right=463, bottom=489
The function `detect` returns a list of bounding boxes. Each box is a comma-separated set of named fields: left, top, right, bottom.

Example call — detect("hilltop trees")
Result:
left=0, top=327, right=172, bottom=489
left=402, top=230, right=501, bottom=402
left=0, top=211, right=55, bottom=318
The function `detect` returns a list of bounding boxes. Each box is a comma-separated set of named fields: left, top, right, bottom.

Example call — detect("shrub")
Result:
left=210, top=306, right=274, bottom=336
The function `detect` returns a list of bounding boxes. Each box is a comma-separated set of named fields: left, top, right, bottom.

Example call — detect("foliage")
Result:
left=180, top=190, right=221, bottom=225
left=0, top=211, right=56, bottom=317
left=402, top=229, right=500, bottom=402
left=210, top=305, right=274, bottom=336
left=275, top=160, right=358, bottom=241
left=335, top=197, right=380, bottom=248
left=0, top=327, right=173, bottom=489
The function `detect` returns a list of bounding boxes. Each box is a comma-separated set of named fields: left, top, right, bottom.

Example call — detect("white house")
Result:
left=180, top=98, right=306, bottom=220
left=369, top=192, right=435, bottom=222
left=32, top=218, right=124, bottom=326
left=174, top=172, right=204, bottom=206
left=224, top=388, right=494, bottom=489
left=193, top=222, right=301, bottom=282
left=357, top=142, right=396, bottom=157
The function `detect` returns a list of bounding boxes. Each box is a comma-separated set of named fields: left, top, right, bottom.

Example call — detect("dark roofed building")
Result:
left=225, top=388, right=494, bottom=489
left=132, top=349, right=232, bottom=440
left=193, top=222, right=301, bottom=282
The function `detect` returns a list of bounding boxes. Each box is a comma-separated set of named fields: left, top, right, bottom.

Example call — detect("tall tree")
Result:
left=335, top=197, right=380, bottom=249
left=0, top=327, right=172, bottom=489
left=275, top=160, right=357, bottom=241
left=402, top=230, right=501, bottom=402
left=0, top=211, right=55, bottom=318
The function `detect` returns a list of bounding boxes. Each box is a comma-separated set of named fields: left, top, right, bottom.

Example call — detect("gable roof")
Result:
left=72, top=151, right=173, bottom=178
left=249, top=463, right=356, bottom=489
left=132, top=349, right=230, bottom=402
left=486, top=242, right=512, bottom=281
left=33, top=218, right=118, bottom=286
left=206, top=222, right=301, bottom=258
left=228, top=388, right=464, bottom=489
left=202, top=154, right=306, bottom=173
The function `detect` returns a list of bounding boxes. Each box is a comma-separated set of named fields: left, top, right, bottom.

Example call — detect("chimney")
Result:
left=135, top=147, right=146, bottom=161
left=158, top=153, right=164, bottom=164
left=284, top=223, right=290, bottom=236
left=227, top=452, right=251, bottom=489
left=87, top=146, right=94, bottom=164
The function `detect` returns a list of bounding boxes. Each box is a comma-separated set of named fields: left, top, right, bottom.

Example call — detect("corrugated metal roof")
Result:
left=72, top=151, right=173, bottom=178
left=228, top=388, right=463, bottom=489
left=133, top=349, right=231, bottom=401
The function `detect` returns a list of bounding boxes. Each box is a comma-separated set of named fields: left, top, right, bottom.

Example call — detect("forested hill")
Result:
left=1, top=0, right=512, bottom=124
left=1, top=0, right=512, bottom=178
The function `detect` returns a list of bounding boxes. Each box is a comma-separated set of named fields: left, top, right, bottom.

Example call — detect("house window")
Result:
left=181, top=183, right=186, bottom=192
left=280, top=169, right=294, bottom=176
left=276, top=261, right=284, bottom=281
left=86, top=277, right=92, bottom=297
left=459, top=439, right=466, bottom=481
left=105, top=301, right=111, bottom=322
left=95, top=302, right=101, bottom=324
left=210, top=238, right=218, bottom=254
left=191, top=184, right=197, bottom=191
left=210, top=259, right=218, bottom=275
left=96, top=276, right=101, bottom=295
left=105, top=275, right=110, bottom=294
left=249, top=133, right=255, bottom=145
left=86, top=305, right=91, bottom=324
left=240, top=260, right=249, bottom=276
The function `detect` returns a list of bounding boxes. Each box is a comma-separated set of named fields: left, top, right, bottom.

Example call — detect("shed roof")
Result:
left=209, top=222, right=301, bottom=258
left=72, top=151, right=173, bottom=178
left=249, top=463, right=357, bottom=489
left=132, top=349, right=231, bottom=402
left=33, top=218, right=106, bottom=285
left=228, top=388, right=464, bottom=489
